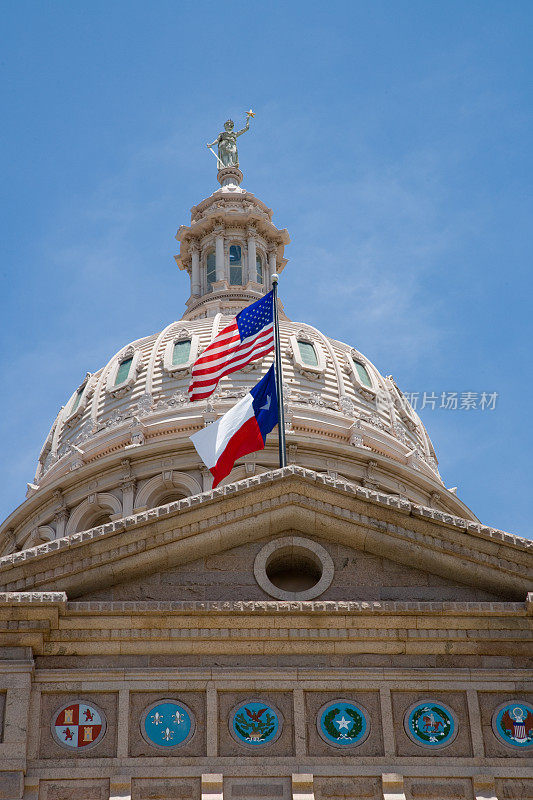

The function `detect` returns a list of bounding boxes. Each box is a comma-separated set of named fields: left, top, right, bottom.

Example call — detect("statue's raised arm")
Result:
left=236, top=117, right=250, bottom=137
left=237, top=109, right=254, bottom=137
left=206, top=111, right=255, bottom=169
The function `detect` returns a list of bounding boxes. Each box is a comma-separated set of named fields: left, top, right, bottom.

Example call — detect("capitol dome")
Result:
left=0, top=165, right=476, bottom=555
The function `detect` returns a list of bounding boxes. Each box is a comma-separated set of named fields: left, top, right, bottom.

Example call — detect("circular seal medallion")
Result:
left=316, top=699, right=370, bottom=748
left=140, top=699, right=195, bottom=749
left=492, top=701, right=533, bottom=749
left=404, top=700, right=457, bottom=748
left=229, top=699, right=283, bottom=747
left=51, top=700, right=106, bottom=750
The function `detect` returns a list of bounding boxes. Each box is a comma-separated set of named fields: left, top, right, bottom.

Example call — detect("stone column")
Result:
left=202, top=774, right=223, bottom=800
left=268, top=247, right=277, bottom=287
left=22, top=777, right=39, bottom=800
left=379, top=687, right=395, bottom=757
left=215, top=226, right=225, bottom=282
left=54, top=509, right=69, bottom=540
left=467, top=688, right=485, bottom=758
left=382, top=774, right=406, bottom=800
left=206, top=684, right=218, bottom=757
left=53, top=489, right=68, bottom=539
left=247, top=227, right=257, bottom=284
left=200, top=467, right=213, bottom=491
left=292, top=775, right=314, bottom=800
left=293, top=687, right=306, bottom=756
left=191, top=242, right=201, bottom=297
left=109, top=776, right=131, bottom=800
left=472, top=776, right=498, bottom=800
left=121, top=480, right=135, bottom=517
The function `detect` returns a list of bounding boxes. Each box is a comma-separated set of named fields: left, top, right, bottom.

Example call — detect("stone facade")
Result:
left=0, top=169, right=532, bottom=799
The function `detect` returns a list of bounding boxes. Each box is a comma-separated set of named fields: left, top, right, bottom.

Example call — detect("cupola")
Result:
left=175, top=166, right=290, bottom=320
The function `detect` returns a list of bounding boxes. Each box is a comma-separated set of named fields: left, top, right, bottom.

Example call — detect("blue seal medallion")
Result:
left=229, top=699, right=282, bottom=746
left=404, top=700, right=457, bottom=748
left=140, top=699, right=195, bottom=749
left=317, top=699, right=370, bottom=747
left=492, top=701, right=533, bottom=749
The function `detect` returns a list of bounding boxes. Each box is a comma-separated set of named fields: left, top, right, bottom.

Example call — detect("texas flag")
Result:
left=191, top=365, right=278, bottom=488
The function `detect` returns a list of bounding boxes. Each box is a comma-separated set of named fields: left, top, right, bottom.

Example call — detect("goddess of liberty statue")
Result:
left=207, top=110, right=254, bottom=169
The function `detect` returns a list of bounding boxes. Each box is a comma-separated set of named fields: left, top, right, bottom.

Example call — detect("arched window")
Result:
left=91, top=512, right=113, bottom=528
left=152, top=491, right=187, bottom=507
left=115, top=357, right=133, bottom=386
left=172, top=339, right=192, bottom=366
left=352, top=358, right=372, bottom=388
left=229, top=244, right=243, bottom=285
left=256, top=254, right=263, bottom=283
left=71, top=385, right=85, bottom=413
left=206, top=250, right=216, bottom=286
left=297, top=340, right=318, bottom=367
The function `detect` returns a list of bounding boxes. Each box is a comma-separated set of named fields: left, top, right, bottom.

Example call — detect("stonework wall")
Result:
left=0, top=472, right=531, bottom=799
left=79, top=536, right=502, bottom=603
left=131, top=778, right=201, bottom=800
left=0, top=662, right=530, bottom=800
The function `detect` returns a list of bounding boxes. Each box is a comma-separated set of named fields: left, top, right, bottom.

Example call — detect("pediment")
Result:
left=79, top=535, right=503, bottom=603
left=0, top=467, right=530, bottom=601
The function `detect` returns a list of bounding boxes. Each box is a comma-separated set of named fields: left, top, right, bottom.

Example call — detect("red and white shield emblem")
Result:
left=51, top=702, right=106, bottom=749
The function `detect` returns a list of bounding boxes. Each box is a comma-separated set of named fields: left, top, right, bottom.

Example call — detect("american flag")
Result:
left=188, top=291, right=274, bottom=402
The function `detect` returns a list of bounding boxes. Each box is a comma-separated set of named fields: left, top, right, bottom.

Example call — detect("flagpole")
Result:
left=271, top=273, right=287, bottom=468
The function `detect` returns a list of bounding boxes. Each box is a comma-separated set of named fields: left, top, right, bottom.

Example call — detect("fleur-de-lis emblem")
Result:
left=162, top=727, right=174, bottom=742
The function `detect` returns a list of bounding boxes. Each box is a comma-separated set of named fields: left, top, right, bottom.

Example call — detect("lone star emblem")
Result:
left=335, top=716, right=351, bottom=731
left=317, top=700, right=369, bottom=748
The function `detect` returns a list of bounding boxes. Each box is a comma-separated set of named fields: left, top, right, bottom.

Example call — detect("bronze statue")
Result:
left=207, top=110, right=254, bottom=168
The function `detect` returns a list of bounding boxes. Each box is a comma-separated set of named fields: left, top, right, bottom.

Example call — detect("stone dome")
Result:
left=0, top=169, right=476, bottom=555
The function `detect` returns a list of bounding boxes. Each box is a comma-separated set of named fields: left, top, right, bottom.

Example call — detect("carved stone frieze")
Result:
left=338, top=395, right=355, bottom=415
left=135, top=392, right=154, bottom=417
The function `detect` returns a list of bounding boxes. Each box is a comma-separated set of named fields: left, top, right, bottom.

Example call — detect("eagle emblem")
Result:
left=493, top=703, right=533, bottom=748
left=231, top=701, right=281, bottom=746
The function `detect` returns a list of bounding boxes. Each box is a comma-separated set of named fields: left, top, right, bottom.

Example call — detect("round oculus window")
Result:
left=254, top=537, right=334, bottom=600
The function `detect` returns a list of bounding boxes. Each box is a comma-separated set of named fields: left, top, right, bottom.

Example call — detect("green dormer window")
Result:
left=71, top=386, right=84, bottom=413
left=229, top=244, right=243, bottom=285
left=206, top=251, right=216, bottom=285
left=115, top=357, right=133, bottom=386
left=172, top=339, right=191, bottom=366
left=298, top=340, right=318, bottom=367
left=352, top=359, right=372, bottom=387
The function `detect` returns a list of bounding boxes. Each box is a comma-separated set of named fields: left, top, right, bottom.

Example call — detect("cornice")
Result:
left=1, top=592, right=530, bottom=657
left=0, top=593, right=527, bottom=616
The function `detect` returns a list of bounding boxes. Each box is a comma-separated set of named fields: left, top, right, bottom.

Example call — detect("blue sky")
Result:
left=1, top=0, right=531, bottom=538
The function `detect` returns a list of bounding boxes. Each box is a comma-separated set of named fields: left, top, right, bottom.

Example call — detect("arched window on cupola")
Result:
left=70, top=385, right=85, bottom=414
left=229, top=244, right=243, bottom=285
left=172, top=339, right=192, bottom=367
left=256, top=253, right=263, bottom=284
left=352, top=358, right=372, bottom=388
left=115, top=356, right=133, bottom=386
left=297, top=340, right=319, bottom=367
left=206, top=250, right=216, bottom=288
